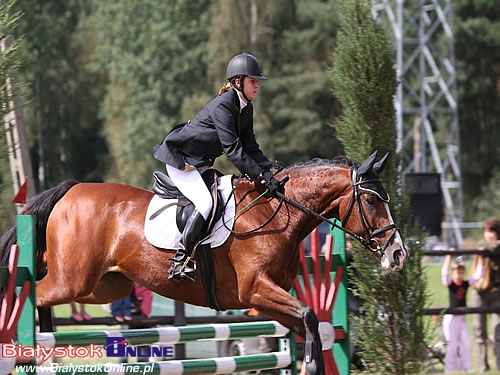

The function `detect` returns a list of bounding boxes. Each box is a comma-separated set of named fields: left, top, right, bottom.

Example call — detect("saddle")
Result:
left=152, top=169, right=225, bottom=234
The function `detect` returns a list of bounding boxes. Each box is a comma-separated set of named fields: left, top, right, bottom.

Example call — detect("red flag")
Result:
left=12, top=177, right=28, bottom=204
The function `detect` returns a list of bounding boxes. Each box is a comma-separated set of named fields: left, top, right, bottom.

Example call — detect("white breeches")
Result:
left=166, top=164, right=213, bottom=221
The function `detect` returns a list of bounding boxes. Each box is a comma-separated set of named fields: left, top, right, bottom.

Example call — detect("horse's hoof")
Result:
left=305, top=359, right=318, bottom=375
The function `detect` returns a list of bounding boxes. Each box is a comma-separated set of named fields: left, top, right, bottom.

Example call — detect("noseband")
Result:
left=341, top=168, right=398, bottom=257
left=275, top=167, right=400, bottom=257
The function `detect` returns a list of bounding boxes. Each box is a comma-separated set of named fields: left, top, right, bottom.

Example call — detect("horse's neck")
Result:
left=279, top=167, right=351, bottom=241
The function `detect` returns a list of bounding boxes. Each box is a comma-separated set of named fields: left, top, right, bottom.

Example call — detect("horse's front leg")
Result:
left=238, top=273, right=325, bottom=375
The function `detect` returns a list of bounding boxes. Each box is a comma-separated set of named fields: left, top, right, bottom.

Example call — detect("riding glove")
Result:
left=260, top=170, right=282, bottom=195
left=261, top=160, right=286, bottom=174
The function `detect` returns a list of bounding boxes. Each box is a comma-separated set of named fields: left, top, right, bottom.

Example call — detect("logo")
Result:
left=104, top=337, right=174, bottom=358
left=1, top=343, right=102, bottom=361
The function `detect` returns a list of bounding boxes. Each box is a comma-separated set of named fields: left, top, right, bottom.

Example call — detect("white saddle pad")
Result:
left=144, top=175, right=235, bottom=250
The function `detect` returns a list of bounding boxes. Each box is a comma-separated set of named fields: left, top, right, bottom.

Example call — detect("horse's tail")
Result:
left=1, top=180, right=80, bottom=278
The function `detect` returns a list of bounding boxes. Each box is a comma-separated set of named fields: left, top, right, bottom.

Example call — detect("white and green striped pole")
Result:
left=34, top=350, right=292, bottom=374
left=37, top=321, right=289, bottom=347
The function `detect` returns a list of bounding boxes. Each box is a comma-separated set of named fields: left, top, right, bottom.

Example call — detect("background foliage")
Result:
left=0, top=0, right=22, bottom=229
left=0, top=0, right=497, bottom=229
left=453, top=0, right=500, bottom=220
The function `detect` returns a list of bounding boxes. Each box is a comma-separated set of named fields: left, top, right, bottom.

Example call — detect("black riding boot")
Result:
left=168, top=210, right=206, bottom=282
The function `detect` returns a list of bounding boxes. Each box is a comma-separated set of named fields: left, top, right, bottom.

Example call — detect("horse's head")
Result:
left=340, top=151, right=408, bottom=271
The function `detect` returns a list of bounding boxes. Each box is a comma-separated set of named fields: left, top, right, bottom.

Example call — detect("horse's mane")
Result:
left=283, top=156, right=359, bottom=171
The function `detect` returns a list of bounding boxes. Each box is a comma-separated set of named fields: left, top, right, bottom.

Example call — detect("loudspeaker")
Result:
left=405, top=173, right=443, bottom=236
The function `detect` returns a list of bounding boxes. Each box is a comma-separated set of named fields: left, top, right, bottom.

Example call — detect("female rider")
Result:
left=153, top=53, right=281, bottom=282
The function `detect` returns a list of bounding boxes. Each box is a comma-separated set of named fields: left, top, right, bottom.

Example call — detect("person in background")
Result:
left=133, top=284, right=153, bottom=318
left=441, top=249, right=483, bottom=373
left=111, top=295, right=132, bottom=323
left=470, top=217, right=500, bottom=372
left=70, top=302, right=92, bottom=322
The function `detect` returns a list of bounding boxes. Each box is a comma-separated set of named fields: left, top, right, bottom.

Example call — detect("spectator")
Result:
left=470, top=217, right=500, bottom=372
left=441, top=250, right=483, bottom=373
left=70, top=302, right=92, bottom=322
left=133, top=284, right=153, bottom=318
left=111, top=296, right=132, bottom=323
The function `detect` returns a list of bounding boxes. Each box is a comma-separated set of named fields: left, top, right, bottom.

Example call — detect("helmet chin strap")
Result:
left=232, top=76, right=251, bottom=102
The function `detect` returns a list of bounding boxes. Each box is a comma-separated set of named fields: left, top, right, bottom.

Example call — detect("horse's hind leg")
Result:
left=239, top=274, right=325, bottom=375
left=38, top=269, right=133, bottom=307
left=37, top=275, right=90, bottom=307
left=36, top=246, right=105, bottom=307
left=76, top=273, right=134, bottom=304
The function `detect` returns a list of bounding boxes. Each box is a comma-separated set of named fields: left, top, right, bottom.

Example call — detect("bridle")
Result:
left=340, top=168, right=399, bottom=257
left=276, top=167, right=401, bottom=257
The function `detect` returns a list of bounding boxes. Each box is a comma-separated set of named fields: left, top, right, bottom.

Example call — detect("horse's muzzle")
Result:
left=381, top=245, right=407, bottom=272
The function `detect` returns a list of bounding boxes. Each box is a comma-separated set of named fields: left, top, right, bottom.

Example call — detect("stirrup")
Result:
left=168, top=256, right=196, bottom=282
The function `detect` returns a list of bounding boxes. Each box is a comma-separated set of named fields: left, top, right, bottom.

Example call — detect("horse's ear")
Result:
left=373, top=152, right=390, bottom=175
left=358, top=151, right=378, bottom=175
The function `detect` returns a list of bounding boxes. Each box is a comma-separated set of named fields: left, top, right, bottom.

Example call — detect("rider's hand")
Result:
left=261, top=160, right=286, bottom=174
left=259, top=170, right=283, bottom=196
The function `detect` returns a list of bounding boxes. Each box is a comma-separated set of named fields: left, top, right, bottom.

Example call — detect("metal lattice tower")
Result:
left=371, top=0, right=463, bottom=245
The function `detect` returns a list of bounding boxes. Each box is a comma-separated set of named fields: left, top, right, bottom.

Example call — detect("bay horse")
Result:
left=1, top=151, right=407, bottom=375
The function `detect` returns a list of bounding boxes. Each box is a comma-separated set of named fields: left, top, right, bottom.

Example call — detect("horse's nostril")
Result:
left=393, top=250, right=402, bottom=266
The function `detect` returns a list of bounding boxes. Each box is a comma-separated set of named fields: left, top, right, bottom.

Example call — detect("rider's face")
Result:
left=239, top=77, right=260, bottom=101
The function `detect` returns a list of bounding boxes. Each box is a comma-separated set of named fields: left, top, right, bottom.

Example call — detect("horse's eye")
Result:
left=366, top=196, right=376, bottom=206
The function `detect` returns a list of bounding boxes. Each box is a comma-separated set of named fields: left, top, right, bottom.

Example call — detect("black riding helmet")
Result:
left=226, top=53, right=266, bottom=101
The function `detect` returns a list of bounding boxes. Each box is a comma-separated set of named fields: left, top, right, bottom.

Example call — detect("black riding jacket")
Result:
left=153, top=90, right=269, bottom=179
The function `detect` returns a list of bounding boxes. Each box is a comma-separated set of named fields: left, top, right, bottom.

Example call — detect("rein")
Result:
left=275, top=191, right=368, bottom=247
left=196, top=175, right=285, bottom=244
left=220, top=172, right=375, bottom=247
left=222, top=176, right=284, bottom=235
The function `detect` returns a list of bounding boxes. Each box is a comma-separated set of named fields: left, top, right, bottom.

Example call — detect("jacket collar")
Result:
left=233, top=89, right=249, bottom=113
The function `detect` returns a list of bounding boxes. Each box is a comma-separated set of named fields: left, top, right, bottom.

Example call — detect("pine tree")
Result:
left=330, top=0, right=429, bottom=373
